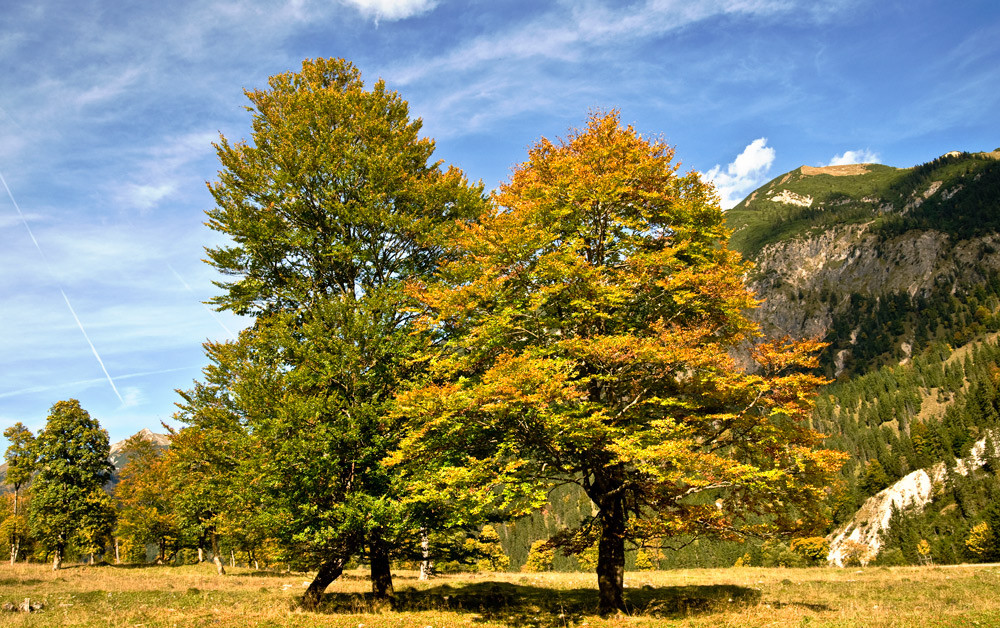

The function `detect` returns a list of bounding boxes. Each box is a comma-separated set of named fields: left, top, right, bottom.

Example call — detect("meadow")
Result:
left=1, top=562, right=999, bottom=627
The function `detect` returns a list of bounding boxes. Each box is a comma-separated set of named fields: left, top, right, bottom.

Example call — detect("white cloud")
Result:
left=704, top=138, right=776, bottom=209
left=123, top=183, right=175, bottom=211
left=120, top=386, right=146, bottom=408
left=826, top=148, right=879, bottom=166
left=114, top=131, right=218, bottom=213
left=341, top=0, right=437, bottom=21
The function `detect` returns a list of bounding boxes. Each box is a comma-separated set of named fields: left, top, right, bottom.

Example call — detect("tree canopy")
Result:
left=184, top=56, right=485, bottom=608
left=28, top=399, right=114, bottom=570
left=395, top=111, right=845, bottom=614
left=3, top=422, right=35, bottom=564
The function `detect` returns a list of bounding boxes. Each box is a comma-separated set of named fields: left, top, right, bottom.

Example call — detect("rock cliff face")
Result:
left=750, top=225, right=1000, bottom=344
left=727, top=151, right=1000, bottom=376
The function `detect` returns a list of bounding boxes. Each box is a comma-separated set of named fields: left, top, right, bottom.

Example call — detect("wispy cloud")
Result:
left=827, top=148, right=879, bottom=166
left=341, top=0, right=437, bottom=21
left=114, top=131, right=218, bottom=213
left=704, top=138, right=776, bottom=209
left=381, top=0, right=813, bottom=139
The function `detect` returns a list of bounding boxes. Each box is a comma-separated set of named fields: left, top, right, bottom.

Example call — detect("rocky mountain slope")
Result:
left=728, top=150, right=1000, bottom=378
left=728, top=149, right=1000, bottom=566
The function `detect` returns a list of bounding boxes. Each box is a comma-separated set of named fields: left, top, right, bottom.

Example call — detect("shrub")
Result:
left=789, top=537, right=830, bottom=565
left=522, top=540, right=555, bottom=572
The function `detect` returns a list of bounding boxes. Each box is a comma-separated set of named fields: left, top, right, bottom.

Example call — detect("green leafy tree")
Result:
left=397, top=112, right=845, bottom=614
left=28, top=400, right=114, bottom=570
left=165, top=421, right=237, bottom=574
left=191, top=57, right=484, bottom=609
left=3, top=422, right=36, bottom=564
left=77, top=488, right=116, bottom=563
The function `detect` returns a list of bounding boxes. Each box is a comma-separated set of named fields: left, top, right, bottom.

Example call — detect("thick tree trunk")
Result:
left=302, top=558, right=345, bottom=611
left=52, top=547, right=63, bottom=571
left=596, top=495, right=627, bottom=615
left=369, top=531, right=394, bottom=599
left=198, top=546, right=205, bottom=563
left=211, top=532, right=226, bottom=575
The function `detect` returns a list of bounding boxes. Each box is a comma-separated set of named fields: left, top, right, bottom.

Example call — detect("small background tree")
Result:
left=3, top=422, right=35, bottom=564
left=28, top=399, right=115, bottom=569
left=522, top=540, right=555, bottom=573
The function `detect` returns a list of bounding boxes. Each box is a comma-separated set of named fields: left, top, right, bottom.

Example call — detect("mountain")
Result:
left=108, top=428, right=171, bottom=470
left=726, top=149, right=1000, bottom=566
left=728, top=150, right=1000, bottom=379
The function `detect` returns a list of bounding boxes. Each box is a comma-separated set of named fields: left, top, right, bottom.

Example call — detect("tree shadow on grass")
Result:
left=313, top=581, right=764, bottom=627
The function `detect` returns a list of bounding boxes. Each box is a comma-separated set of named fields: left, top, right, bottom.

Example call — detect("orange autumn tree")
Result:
left=396, top=111, right=845, bottom=614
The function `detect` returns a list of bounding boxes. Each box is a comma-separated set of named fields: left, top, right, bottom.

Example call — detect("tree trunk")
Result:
left=115, top=538, right=120, bottom=564
left=198, top=546, right=205, bottom=563
left=369, top=531, right=394, bottom=599
left=596, top=495, right=628, bottom=615
left=230, top=548, right=235, bottom=568
left=419, top=528, right=432, bottom=581
left=211, top=532, right=226, bottom=575
left=52, top=547, right=63, bottom=571
left=9, top=488, right=18, bottom=566
left=302, top=558, right=345, bottom=611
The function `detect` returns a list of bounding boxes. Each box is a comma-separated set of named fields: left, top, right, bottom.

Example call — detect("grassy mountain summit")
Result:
left=727, top=150, right=1000, bottom=259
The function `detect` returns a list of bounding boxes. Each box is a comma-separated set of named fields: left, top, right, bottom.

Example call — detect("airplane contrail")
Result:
left=0, top=365, right=201, bottom=400
left=167, top=263, right=238, bottom=339
left=0, top=169, right=126, bottom=405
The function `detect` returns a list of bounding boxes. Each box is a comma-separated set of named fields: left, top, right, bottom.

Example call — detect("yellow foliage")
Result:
left=966, top=522, right=993, bottom=561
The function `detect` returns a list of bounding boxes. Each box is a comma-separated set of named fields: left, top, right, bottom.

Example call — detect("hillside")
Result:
left=725, top=149, right=1000, bottom=566
left=728, top=150, right=1000, bottom=378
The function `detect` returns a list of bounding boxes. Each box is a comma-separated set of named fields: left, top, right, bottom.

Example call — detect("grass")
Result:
left=1, top=562, right=1000, bottom=627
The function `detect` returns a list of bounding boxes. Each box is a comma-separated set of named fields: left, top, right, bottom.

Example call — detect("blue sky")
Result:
left=2, top=0, right=999, bottom=445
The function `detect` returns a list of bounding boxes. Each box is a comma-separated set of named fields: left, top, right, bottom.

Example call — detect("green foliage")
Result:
left=3, top=422, right=35, bottom=563
left=28, top=399, right=115, bottom=566
left=463, top=525, right=510, bottom=572
left=189, top=56, right=485, bottom=603
left=3, top=423, right=36, bottom=493
left=759, top=540, right=807, bottom=568
left=113, top=435, right=179, bottom=563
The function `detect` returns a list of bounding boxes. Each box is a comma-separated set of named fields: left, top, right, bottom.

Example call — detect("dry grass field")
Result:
left=1, top=561, right=999, bottom=627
